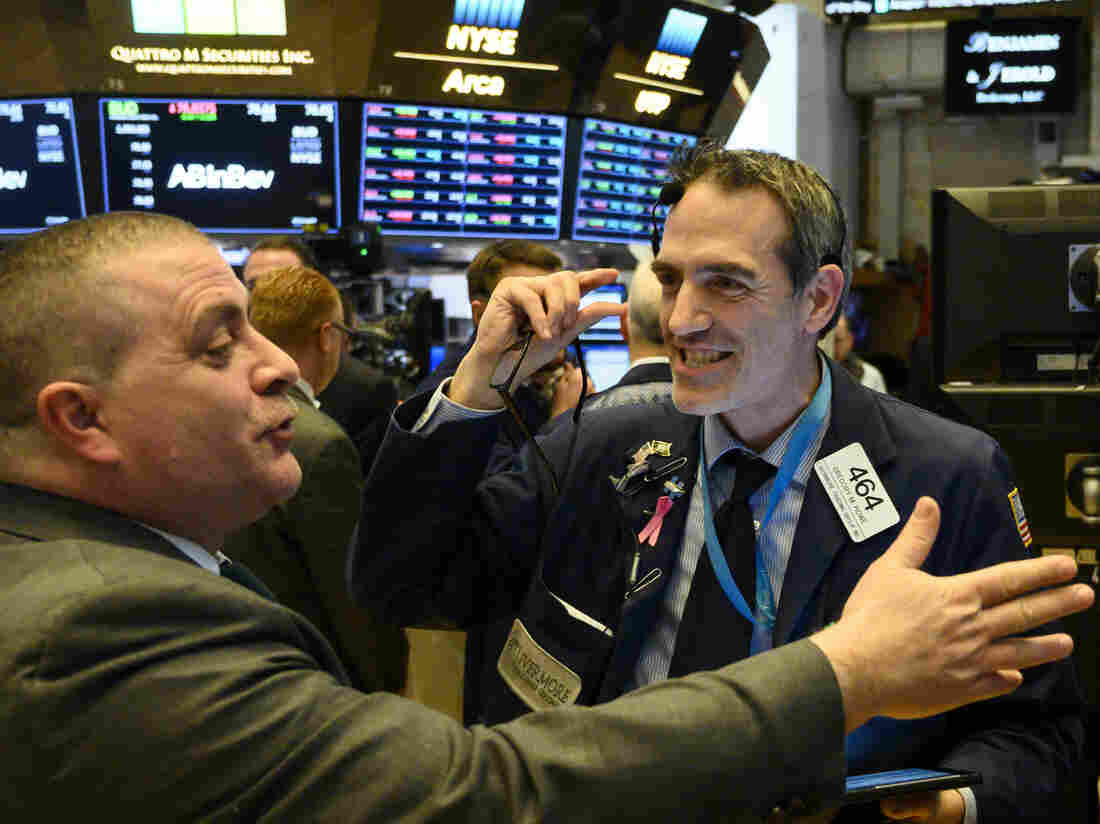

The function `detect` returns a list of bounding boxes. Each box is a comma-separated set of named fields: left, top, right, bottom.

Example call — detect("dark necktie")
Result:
left=217, top=553, right=278, bottom=602
left=668, top=452, right=776, bottom=677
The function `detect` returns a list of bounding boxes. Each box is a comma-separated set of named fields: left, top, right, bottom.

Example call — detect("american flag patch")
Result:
left=1008, top=488, right=1032, bottom=547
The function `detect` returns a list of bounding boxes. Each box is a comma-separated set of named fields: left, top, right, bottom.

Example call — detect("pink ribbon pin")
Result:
left=637, top=495, right=675, bottom=546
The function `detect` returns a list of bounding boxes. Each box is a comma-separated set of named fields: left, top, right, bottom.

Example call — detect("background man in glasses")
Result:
left=225, top=263, right=407, bottom=695
left=353, top=145, right=1086, bottom=823
left=241, top=235, right=399, bottom=470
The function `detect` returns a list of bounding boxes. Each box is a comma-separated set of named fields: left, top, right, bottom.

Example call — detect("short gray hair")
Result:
left=0, top=212, right=206, bottom=427
left=665, top=143, right=851, bottom=333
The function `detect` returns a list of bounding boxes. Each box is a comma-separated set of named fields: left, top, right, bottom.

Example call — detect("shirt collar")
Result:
left=294, top=377, right=321, bottom=408
left=139, top=523, right=221, bottom=574
left=629, top=355, right=671, bottom=368
left=703, top=352, right=833, bottom=484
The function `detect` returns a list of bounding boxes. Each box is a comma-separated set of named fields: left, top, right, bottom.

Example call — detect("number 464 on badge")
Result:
left=814, top=443, right=900, bottom=542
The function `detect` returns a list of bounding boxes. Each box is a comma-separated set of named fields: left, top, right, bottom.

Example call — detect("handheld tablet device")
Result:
left=843, top=768, right=981, bottom=804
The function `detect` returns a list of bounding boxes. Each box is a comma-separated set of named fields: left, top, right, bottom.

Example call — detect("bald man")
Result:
left=544, top=259, right=672, bottom=426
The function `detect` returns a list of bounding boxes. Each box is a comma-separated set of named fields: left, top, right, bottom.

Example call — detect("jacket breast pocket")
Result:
left=487, top=576, right=617, bottom=721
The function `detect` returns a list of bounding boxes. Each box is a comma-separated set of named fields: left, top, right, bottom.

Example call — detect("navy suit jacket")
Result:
left=355, top=357, right=1084, bottom=822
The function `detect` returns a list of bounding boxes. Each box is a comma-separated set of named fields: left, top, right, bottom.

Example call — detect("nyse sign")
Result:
left=440, top=23, right=522, bottom=98
left=446, top=25, right=518, bottom=55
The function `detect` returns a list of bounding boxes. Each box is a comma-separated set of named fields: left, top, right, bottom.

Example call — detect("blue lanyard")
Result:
left=697, top=369, right=831, bottom=640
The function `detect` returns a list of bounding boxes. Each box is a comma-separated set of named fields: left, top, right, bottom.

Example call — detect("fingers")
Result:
left=979, top=633, right=1075, bottom=673
left=500, top=269, right=621, bottom=342
left=962, top=553, right=1080, bottom=610
left=543, top=279, right=567, bottom=338
left=509, top=282, right=554, bottom=339
left=881, top=790, right=936, bottom=820
left=977, top=580, right=1092, bottom=638
left=576, top=267, right=620, bottom=294
left=576, top=300, right=628, bottom=336
left=879, top=497, right=940, bottom=570
left=561, top=272, right=580, bottom=331
left=952, top=669, right=1025, bottom=706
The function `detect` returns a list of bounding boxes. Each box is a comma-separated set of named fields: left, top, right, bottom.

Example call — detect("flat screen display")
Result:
left=580, top=5, right=748, bottom=132
left=827, top=0, right=1069, bottom=16
left=571, top=118, right=695, bottom=245
left=944, top=18, right=1080, bottom=116
left=366, top=0, right=595, bottom=112
left=582, top=342, right=632, bottom=391
left=0, top=98, right=85, bottom=234
left=99, top=97, right=340, bottom=233
left=359, top=101, right=566, bottom=239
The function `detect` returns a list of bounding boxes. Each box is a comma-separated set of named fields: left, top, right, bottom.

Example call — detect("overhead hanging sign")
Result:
left=826, top=0, right=1071, bottom=16
left=580, top=4, right=751, bottom=133
left=367, top=0, right=593, bottom=112
left=944, top=17, right=1080, bottom=115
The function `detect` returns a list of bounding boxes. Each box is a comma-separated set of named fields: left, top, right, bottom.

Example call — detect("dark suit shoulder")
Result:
left=870, top=387, right=1000, bottom=468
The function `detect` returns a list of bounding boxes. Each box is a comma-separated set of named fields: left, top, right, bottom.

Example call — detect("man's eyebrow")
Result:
left=190, top=302, right=244, bottom=345
left=703, top=262, right=759, bottom=282
left=651, top=260, right=760, bottom=282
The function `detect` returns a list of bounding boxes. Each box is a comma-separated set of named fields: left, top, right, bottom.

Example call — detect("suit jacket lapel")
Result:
left=617, top=362, right=673, bottom=388
left=597, top=410, right=701, bottom=699
left=773, top=360, right=898, bottom=645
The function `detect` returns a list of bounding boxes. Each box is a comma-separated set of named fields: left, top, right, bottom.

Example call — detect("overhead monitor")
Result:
left=932, top=185, right=1100, bottom=386
left=827, top=0, right=1071, bottom=16
left=366, top=0, right=594, bottom=112
left=944, top=18, right=1080, bottom=116
left=99, top=97, right=340, bottom=233
left=582, top=341, right=632, bottom=392
left=0, top=98, right=86, bottom=234
left=579, top=4, right=748, bottom=132
left=359, top=101, right=566, bottom=239
left=571, top=118, right=696, bottom=245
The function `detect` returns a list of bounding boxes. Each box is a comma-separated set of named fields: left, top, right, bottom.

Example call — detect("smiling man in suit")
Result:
left=0, top=211, right=1091, bottom=823
left=353, top=145, right=1087, bottom=824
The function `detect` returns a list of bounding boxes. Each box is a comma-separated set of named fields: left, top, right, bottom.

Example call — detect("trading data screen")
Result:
left=99, top=97, right=340, bottom=233
left=0, top=98, right=86, bottom=233
left=571, top=118, right=695, bottom=245
left=359, top=101, right=565, bottom=239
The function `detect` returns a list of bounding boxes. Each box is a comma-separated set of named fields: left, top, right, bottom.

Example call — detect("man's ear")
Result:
left=36, top=382, right=121, bottom=464
left=470, top=299, right=486, bottom=327
left=801, top=264, right=845, bottom=335
left=318, top=321, right=337, bottom=354
left=620, top=311, right=630, bottom=345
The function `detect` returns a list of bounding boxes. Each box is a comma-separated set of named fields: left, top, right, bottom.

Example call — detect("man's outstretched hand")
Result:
left=812, top=497, right=1092, bottom=731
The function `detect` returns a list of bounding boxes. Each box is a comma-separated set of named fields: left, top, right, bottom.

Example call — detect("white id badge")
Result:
left=814, top=443, right=900, bottom=542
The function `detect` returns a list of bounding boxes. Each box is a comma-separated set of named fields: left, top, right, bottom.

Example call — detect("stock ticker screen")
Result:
left=359, top=101, right=566, bottom=239
left=0, top=98, right=86, bottom=233
left=571, top=118, right=695, bottom=245
left=99, top=97, right=341, bottom=233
